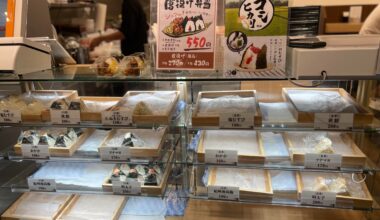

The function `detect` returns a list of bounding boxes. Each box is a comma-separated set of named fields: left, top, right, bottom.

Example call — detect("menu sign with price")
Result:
left=0, top=109, right=21, bottom=123
left=205, top=149, right=238, bottom=165
left=314, top=113, right=354, bottom=130
left=208, top=186, right=239, bottom=201
left=301, top=191, right=336, bottom=207
left=101, top=111, right=132, bottom=126
left=219, top=112, right=254, bottom=129
left=304, top=153, right=342, bottom=170
left=157, top=0, right=216, bottom=70
left=50, top=110, right=81, bottom=125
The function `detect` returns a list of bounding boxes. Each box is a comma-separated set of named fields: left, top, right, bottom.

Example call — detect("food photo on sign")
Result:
left=224, top=0, right=288, bottom=77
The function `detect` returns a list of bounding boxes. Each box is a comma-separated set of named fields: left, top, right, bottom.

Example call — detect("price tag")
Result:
left=301, top=191, right=336, bottom=207
left=99, top=147, right=129, bottom=161
left=305, top=153, right=342, bottom=170
left=219, top=112, right=254, bottom=129
left=28, top=178, right=56, bottom=192
left=130, top=158, right=150, bottom=164
left=112, top=179, right=141, bottom=195
left=314, top=113, right=354, bottom=130
left=0, top=109, right=21, bottom=123
left=101, top=111, right=132, bottom=126
left=50, top=110, right=80, bottom=124
left=21, top=144, right=50, bottom=159
left=208, top=186, right=239, bottom=201
left=205, top=149, right=238, bottom=165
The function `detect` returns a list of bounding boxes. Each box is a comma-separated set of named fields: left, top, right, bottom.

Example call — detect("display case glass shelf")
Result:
left=1, top=66, right=380, bottom=82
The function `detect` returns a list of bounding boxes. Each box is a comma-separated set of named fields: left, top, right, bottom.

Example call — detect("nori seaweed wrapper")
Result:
left=256, top=44, right=268, bottom=69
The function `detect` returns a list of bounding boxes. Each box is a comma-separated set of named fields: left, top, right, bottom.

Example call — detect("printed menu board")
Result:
left=157, top=0, right=217, bottom=70
left=224, top=0, right=288, bottom=77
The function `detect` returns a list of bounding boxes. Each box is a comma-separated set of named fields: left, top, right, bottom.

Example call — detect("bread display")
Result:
left=313, top=176, right=348, bottom=195
left=286, top=132, right=366, bottom=167
left=297, top=172, right=373, bottom=208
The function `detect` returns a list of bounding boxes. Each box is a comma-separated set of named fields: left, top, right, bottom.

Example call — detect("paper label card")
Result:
left=219, top=112, right=254, bottom=129
left=0, top=109, right=21, bottom=123
left=101, top=111, right=133, bottom=126
left=112, top=179, right=141, bottom=195
left=301, top=190, right=336, bottom=207
left=50, top=110, right=81, bottom=124
left=205, top=149, right=238, bottom=164
left=208, top=186, right=239, bottom=201
left=305, top=153, right=342, bottom=170
left=28, top=179, right=56, bottom=192
left=314, top=113, right=354, bottom=130
left=21, top=144, right=50, bottom=159
left=99, top=147, right=129, bottom=161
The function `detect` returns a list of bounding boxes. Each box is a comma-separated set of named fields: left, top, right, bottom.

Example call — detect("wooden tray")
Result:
left=98, top=127, right=167, bottom=159
left=1, top=192, right=73, bottom=220
left=270, top=171, right=298, bottom=200
left=207, top=167, right=273, bottom=200
left=17, top=90, right=78, bottom=122
left=113, top=91, right=180, bottom=125
left=56, top=194, right=126, bottom=220
left=192, top=90, right=262, bottom=127
left=14, top=128, right=93, bottom=157
left=102, top=151, right=174, bottom=196
left=296, top=172, right=373, bottom=209
left=80, top=96, right=121, bottom=122
left=282, top=88, right=373, bottom=126
left=284, top=132, right=367, bottom=168
left=197, top=130, right=265, bottom=164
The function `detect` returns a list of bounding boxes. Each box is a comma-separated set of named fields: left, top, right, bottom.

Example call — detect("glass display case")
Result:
left=0, top=66, right=379, bottom=219
left=1, top=0, right=380, bottom=219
